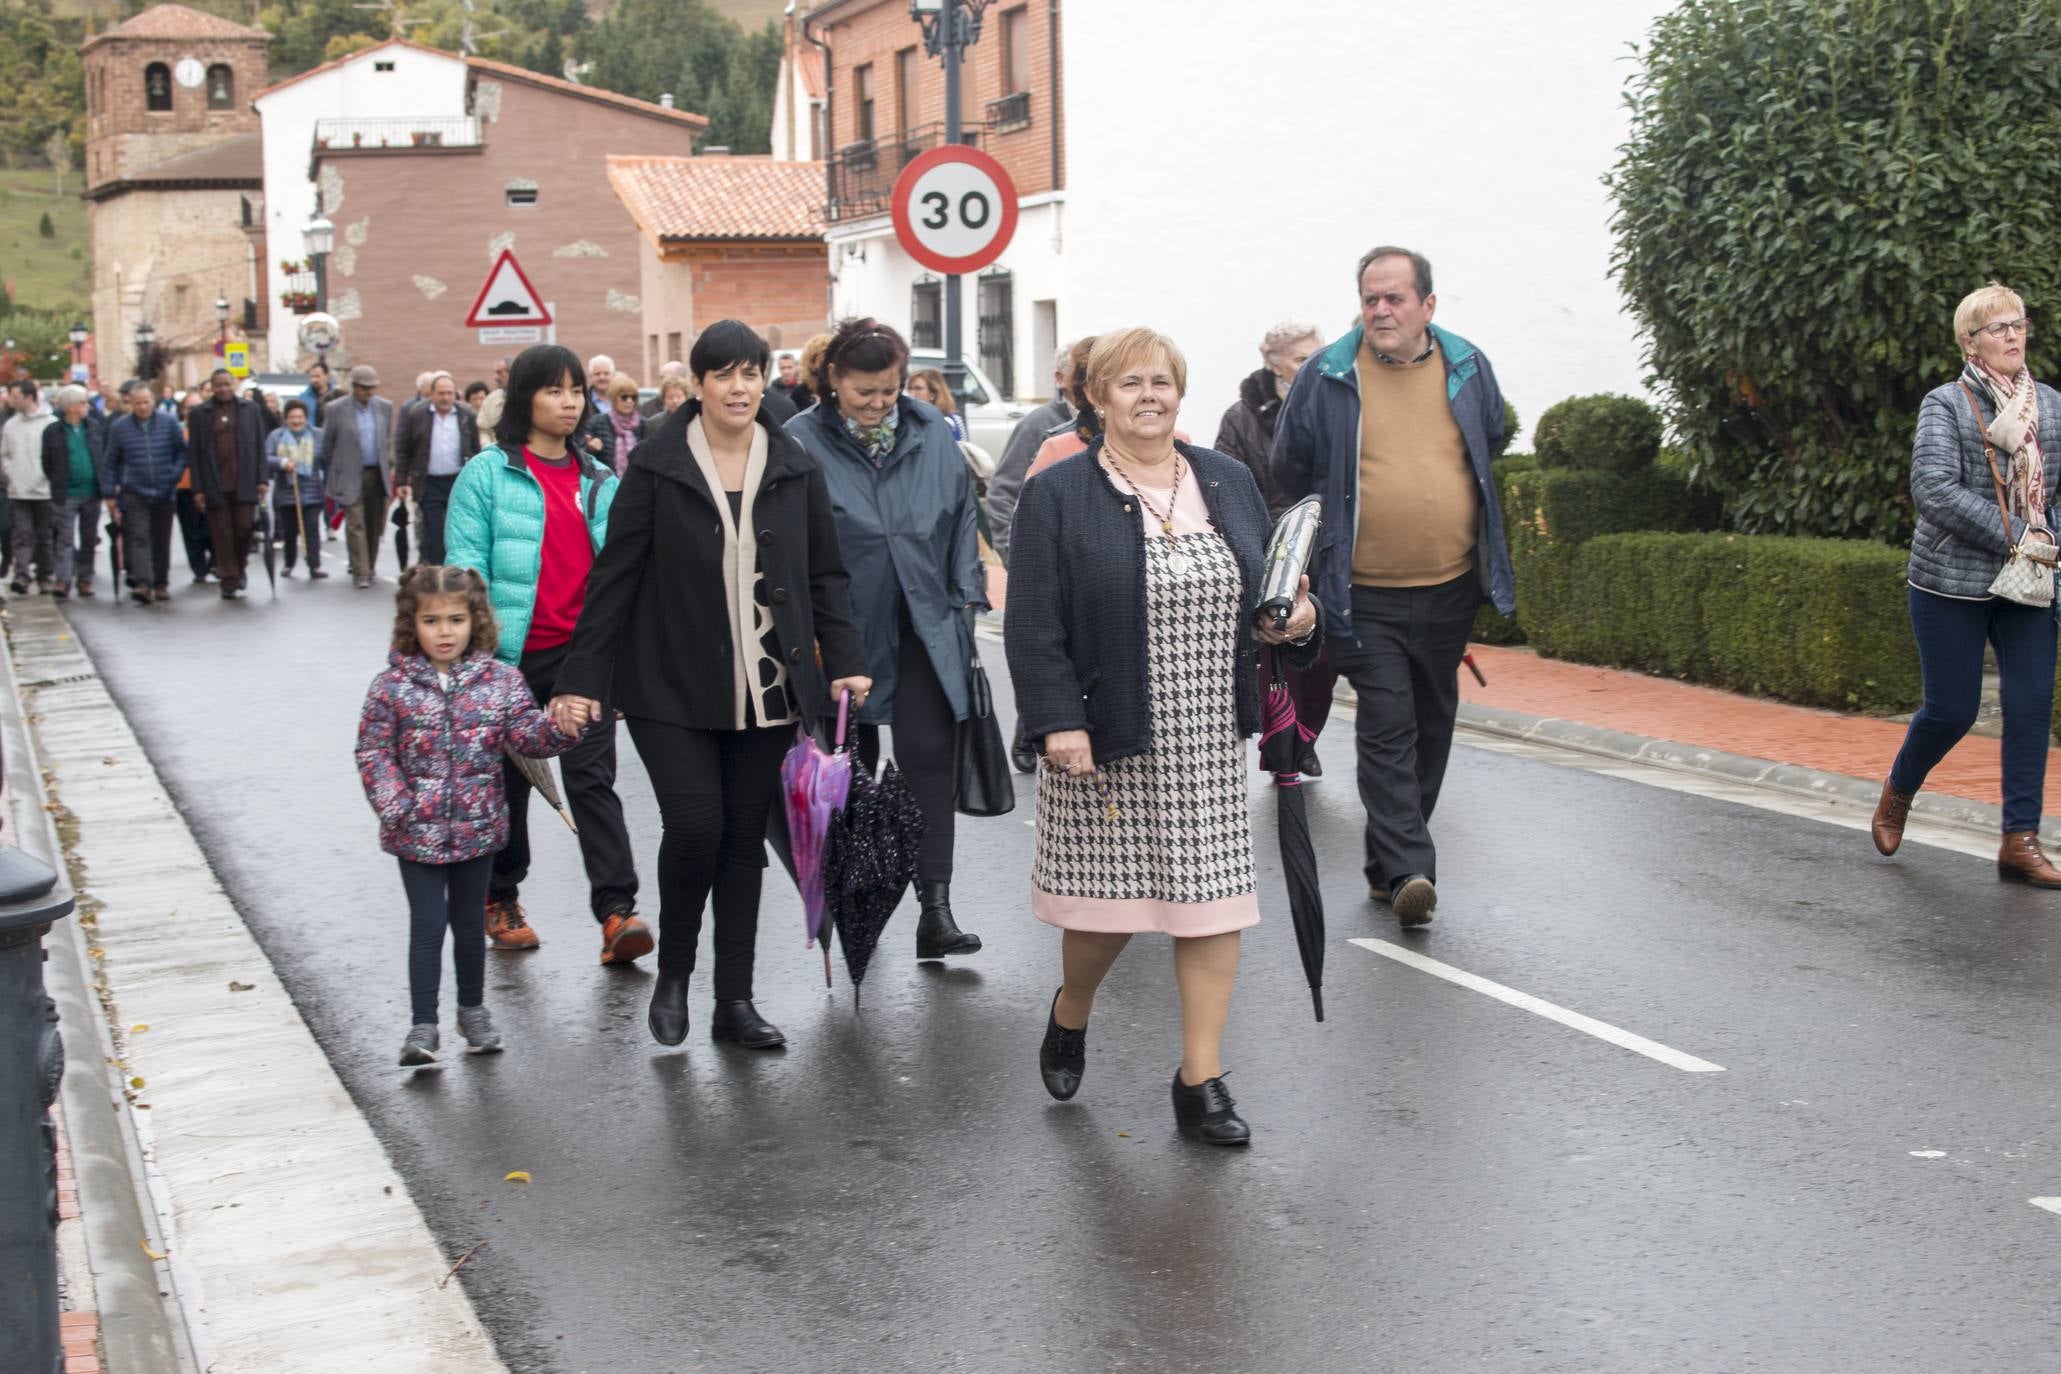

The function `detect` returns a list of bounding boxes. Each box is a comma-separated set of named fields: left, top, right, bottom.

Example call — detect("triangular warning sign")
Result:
left=464, top=249, right=553, bottom=328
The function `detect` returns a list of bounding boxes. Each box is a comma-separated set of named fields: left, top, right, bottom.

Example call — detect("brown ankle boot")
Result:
left=1871, top=779, right=1914, bottom=855
left=1998, top=832, right=2061, bottom=888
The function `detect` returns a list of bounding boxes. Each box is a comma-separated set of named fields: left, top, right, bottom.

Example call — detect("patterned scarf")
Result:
left=841, top=405, right=899, bottom=467
left=607, top=408, right=641, bottom=475
left=1965, top=358, right=2047, bottom=527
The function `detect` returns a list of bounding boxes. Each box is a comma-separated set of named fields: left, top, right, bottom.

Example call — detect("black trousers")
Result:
left=119, top=492, right=175, bottom=590
left=174, top=488, right=212, bottom=581
left=627, top=718, right=790, bottom=995
left=490, top=640, right=639, bottom=921
left=1328, top=575, right=1481, bottom=887
left=418, top=472, right=458, bottom=567
left=399, top=854, right=493, bottom=1025
left=278, top=502, right=324, bottom=570
left=855, top=607, right=959, bottom=885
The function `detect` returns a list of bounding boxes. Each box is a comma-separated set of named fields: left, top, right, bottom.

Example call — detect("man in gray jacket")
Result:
left=983, top=344, right=1074, bottom=566
left=2, top=380, right=57, bottom=593
left=320, top=365, right=396, bottom=588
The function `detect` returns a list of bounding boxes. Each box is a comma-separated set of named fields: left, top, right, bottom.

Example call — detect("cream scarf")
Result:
left=1967, top=359, right=2048, bottom=527
left=685, top=417, right=790, bottom=729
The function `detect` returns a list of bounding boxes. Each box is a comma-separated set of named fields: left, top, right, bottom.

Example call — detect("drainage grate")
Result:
left=19, top=672, right=98, bottom=689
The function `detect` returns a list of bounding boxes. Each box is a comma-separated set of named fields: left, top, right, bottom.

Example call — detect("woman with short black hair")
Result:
left=786, top=318, right=988, bottom=962
left=555, top=320, right=871, bottom=1048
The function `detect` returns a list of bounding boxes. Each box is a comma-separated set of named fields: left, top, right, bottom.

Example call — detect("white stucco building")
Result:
left=251, top=38, right=469, bottom=369
left=816, top=0, right=1673, bottom=441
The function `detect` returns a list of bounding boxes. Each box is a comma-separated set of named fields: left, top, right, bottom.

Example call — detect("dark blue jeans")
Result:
left=1890, top=588, right=2057, bottom=832
left=400, top=854, right=494, bottom=1025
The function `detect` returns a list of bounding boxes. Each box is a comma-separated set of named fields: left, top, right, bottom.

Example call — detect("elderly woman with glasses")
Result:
left=1874, top=283, right=2061, bottom=884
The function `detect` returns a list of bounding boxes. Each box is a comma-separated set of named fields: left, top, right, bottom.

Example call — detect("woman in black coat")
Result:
left=555, top=321, right=871, bottom=1050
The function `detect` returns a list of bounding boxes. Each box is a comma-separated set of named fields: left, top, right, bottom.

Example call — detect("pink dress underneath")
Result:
left=1031, top=462, right=1261, bottom=937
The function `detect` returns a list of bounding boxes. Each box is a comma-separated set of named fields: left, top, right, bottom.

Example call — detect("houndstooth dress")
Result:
left=1031, top=498, right=1260, bottom=937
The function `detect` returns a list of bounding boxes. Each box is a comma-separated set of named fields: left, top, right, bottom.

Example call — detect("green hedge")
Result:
left=1559, top=534, right=1919, bottom=712
left=1470, top=453, right=1536, bottom=645
left=1534, top=394, right=1663, bottom=474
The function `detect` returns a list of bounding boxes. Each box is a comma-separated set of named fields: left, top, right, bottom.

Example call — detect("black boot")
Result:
left=647, top=972, right=691, bottom=1047
left=1171, top=1070, right=1251, bottom=1146
left=1039, top=988, right=1086, bottom=1101
left=915, top=881, right=982, bottom=960
left=711, top=999, right=786, bottom=1049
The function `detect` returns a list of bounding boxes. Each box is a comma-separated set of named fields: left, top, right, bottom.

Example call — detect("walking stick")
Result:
left=293, top=483, right=310, bottom=575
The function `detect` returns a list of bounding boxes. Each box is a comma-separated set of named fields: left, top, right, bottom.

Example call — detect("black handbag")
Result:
left=955, top=629, right=1016, bottom=818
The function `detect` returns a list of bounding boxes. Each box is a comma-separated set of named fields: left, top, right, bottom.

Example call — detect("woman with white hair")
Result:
left=1874, top=283, right=2061, bottom=884
left=40, top=383, right=108, bottom=599
left=1214, top=320, right=1335, bottom=776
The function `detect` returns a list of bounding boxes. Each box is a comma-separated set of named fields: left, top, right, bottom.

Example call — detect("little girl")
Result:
left=356, top=565, right=581, bottom=1065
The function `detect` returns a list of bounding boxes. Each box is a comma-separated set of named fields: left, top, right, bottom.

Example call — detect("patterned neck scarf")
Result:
left=1965, top=358, right=2047, bottom=527
left=841, top=404, right=899, bottom=467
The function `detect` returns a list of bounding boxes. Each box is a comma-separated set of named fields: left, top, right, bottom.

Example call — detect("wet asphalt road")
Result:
left=58, top=568, right=2061, bottom=1374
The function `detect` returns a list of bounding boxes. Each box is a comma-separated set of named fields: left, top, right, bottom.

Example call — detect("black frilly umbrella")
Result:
left=106, top=506, right=123, bottom=593
left=1260, top=645, right=1326, bottom=1022
left=256, top=503, right=277, bottom=597
left=821, top=760, right=926, bottom=1004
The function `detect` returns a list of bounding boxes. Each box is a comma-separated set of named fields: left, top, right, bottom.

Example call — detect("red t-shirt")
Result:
left=523, top=448, right=594, bottom=651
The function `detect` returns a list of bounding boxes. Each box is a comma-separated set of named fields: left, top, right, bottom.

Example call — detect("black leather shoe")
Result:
left=1390, top=875, right=1438, bottom=928
left=647, top=973, right=691, bottom=1046
left=1298, top=748, right=1323, bottom=779
left=711, top=999, right=786, bottom=1049
left=1171, top=1071, right=1251, bottom=1146
left=915, top=881, right=982, bottom=959
left=1010, top=722, right=1037, bottom=775
left=1039, top=988, right=1086, bottom=1101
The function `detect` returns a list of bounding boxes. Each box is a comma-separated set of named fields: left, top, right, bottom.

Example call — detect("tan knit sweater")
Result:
left=1351, top=340, right=1478, bottom=587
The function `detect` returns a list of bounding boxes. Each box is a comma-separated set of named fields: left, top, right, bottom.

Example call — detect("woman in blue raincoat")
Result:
left=786, top=318, right=987, bottom=963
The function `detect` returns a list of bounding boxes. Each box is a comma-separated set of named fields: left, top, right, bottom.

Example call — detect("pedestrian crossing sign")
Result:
left=224, top=342, right=250, bottom=378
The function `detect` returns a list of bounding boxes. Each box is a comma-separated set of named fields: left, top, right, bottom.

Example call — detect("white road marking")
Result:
left=1348, top=938, right=1727, bottom=1073
left=2030, top=1198, right=2061, bottom=1217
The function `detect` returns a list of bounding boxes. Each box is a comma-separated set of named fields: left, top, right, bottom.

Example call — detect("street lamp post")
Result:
left=912, top=0, right=991, bottom=400
left=304, top=213, right=334, bottom=315
left=134, top=322, right=155, bottom=380
left=66, top=322, right=87, bottom=383
left=215, top=294, right=230, bottom=349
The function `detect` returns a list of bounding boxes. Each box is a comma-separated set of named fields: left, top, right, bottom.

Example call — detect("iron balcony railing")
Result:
left=986, top=91, right=1031, bottom=132
left=827, top=122, right=984, bottom=223
left=312, top=115, right=484, bottom=153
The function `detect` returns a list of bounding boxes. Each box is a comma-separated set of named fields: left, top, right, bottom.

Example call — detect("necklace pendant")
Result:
left=1159, top=519, right=1174, bottom=537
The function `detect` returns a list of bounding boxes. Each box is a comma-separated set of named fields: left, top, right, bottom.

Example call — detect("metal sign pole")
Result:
left=940, top=0, right=967, bottom=399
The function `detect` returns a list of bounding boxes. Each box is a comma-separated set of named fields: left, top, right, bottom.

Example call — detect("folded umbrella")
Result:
left=1260, top=646, right=1326, bottom=1022
left=781, top=691, right=854, bottom=987
left=822, top=760, right=926, bottom=1006
left=503, top=746, right=577, bottom=833
left=106, top=506, right=123, bottom=594
left=257, top=502, right=278, bottom=597
left=393, top=497, right=412, bottom=573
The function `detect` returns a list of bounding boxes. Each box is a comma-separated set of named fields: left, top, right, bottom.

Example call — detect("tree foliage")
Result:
left=0, top=2, right=85, bottom=166
left=576, top=0, right=780, bottom=151
left=1608, top=0, right=2061, bottom=543
left=1533, top=393, right=1663, bottom=474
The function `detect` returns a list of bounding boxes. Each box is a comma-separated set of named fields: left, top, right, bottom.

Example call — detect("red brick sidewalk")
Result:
left=1461, top=643, right=2058, bottom=821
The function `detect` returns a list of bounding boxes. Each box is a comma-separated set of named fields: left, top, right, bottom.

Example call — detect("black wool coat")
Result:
left=1003, top=439, right=1322, bottom=765
left=556, top=402, right=867, bottom=733
left=188, top=396, right=278, bottom=503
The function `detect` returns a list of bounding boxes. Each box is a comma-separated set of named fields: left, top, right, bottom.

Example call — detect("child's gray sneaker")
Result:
left=457, top=1005, right=503, bottom=1054
left=399, top=1024, right=440, bottom=1066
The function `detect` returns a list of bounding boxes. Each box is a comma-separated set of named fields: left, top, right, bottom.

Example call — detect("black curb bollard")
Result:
left=0, top=844, right=78, bottom=1374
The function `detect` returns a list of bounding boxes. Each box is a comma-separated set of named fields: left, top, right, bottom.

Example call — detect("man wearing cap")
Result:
left=320, top=364, right=397, bottom=588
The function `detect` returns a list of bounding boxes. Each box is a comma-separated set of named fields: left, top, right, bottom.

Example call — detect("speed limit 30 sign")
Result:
left=891, top=145, right=1021, bottom=276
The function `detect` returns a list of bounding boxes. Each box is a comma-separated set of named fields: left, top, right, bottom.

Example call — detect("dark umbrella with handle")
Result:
left=821, top=761, right=926, bottom=1005
left=1256, top=497, right=1328, bottom=1022
left=256, top=502, right=277, bottom=597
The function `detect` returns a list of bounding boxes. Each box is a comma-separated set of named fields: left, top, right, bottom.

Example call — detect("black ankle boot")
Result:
left=710, top=999, right=787, bottom=1049
left=915, top=881, right=982, bottom=960
left=647, top=973, right=692, bottom=1046
left=1039, top=988, right=1086, bottom=1101
left=1171, top=1070, right=1251, bottom=1146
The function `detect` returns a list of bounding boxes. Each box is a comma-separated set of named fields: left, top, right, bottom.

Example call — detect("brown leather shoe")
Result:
left=1998, top=832, right=2061, bottom=888
left=485, top=897, right=540, bottom=950
left=1871, top=779, right=1914, bottom=855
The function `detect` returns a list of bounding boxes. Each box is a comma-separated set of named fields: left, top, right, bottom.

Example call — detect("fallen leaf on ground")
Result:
left=1116, top=1132, right=1132, bottom=1138
left=129, top=1076, right=144, bottom=1089
left=129, top=1024, right=147, bottom=1034
left=227, top=981, right=253, bottom=992
left=140, top=1239, right=166, bottom=1262
left=504, top=1171, right=531, bottom=1184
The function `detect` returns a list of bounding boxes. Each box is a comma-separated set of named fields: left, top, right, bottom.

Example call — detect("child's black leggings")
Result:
left=399, top=855, right=494, bottom=1025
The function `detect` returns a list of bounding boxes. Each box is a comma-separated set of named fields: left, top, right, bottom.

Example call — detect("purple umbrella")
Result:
left=781, top=690, right=853, bottom=987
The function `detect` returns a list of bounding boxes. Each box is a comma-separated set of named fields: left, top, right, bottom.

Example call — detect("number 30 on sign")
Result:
left=891, top=145, right=1021, bottom=276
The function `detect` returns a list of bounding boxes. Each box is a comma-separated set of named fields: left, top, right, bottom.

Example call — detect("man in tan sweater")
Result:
left=1270, top=246, right=1514, bottom=928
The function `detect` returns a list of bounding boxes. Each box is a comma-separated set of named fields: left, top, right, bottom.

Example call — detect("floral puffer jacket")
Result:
left=356, top=650, right=578, bottom=865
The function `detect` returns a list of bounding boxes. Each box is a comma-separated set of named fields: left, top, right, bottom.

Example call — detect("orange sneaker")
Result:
left=599, top=911, right=654, bottom=965
left=485, top=897, right=539, bottom=951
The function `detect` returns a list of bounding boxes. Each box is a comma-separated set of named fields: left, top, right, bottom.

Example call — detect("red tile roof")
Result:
left=253, top=38, right=458, bottom=103
left=465, top=57, right=709, bottom=132
left=607, top=156, right=827, bottom=243
left=88, top=2, right=270, bottom=46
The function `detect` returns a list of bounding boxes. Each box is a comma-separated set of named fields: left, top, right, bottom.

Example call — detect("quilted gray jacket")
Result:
left=1907, top=378, right=2061, bottom=598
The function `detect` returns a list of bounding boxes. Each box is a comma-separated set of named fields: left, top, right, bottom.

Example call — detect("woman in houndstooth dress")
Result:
left=1003, top=328, right=1320, bottom=1147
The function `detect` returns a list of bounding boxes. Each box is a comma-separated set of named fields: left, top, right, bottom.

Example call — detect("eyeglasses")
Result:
left=1975, top=318, right=2034, bottom=340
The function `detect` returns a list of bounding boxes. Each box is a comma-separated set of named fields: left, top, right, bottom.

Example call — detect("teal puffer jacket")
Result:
left=444, top=444, right=618, bottom=663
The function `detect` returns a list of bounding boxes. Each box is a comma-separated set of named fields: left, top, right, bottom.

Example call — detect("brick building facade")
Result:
left=608, top=156, right=828, bottom=378
left=306, top=59, right=707, bottom=385
left=804, top=0, right=1066, bottom=401
left=83, top=3, right=271, bottom=389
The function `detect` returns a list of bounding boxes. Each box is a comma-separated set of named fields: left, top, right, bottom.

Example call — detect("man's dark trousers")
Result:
left=206, top=500, right=257, bottom=590
left=175, top=488, right=211, bottom=581
left=418, top=472, right=458, bottom=566
left=490, top=640, right=639, bottom=922
left=119, top=492, right=175, bottom=591
left=1328, top=574, right=1481, bottom=889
